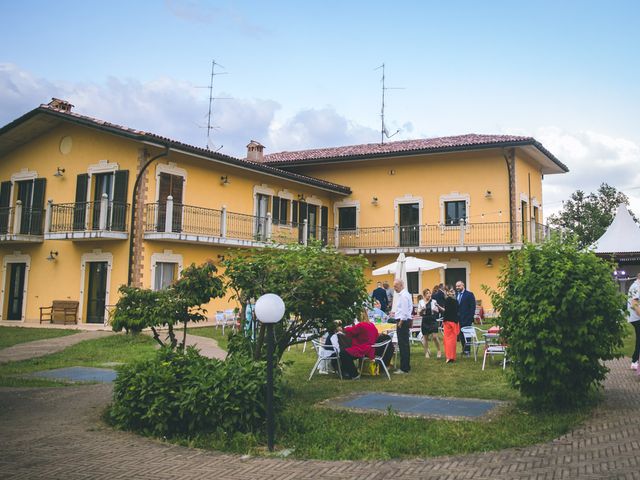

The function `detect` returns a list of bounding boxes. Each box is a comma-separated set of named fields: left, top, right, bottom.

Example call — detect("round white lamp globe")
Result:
left=255, top=293, right=285, bottom=324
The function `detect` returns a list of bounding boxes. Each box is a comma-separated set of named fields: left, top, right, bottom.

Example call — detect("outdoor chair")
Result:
left=482, top=344, right=508, bottom=370
left=308, top=339, right=342, bottom=380
left=223, top=309, right=238, bottom=334
left=358, top=338, right=393, bottom=380
left=409, top=317, right=423, bottom=345
left=460, top=326, right=486, bottom=361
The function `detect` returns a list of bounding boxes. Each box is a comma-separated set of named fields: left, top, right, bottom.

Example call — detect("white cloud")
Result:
left=531, top=127, right=640, bottom=218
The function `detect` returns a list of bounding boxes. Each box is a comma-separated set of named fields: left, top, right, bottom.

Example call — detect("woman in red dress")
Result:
left=339, top=311, right=379, bottom=379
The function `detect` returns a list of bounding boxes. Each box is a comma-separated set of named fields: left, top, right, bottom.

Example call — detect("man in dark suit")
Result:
left=371, top=282, right=388, bottom=313
left=455, top=281, right=476, bottom=355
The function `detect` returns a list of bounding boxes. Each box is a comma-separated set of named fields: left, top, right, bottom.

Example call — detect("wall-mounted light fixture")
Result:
left=298, top=194, right=306, bottom=202
left=53, top=167, right=65, bottom=177
left=217, top=254, right=225, bottom=262
left=371, top=260, right=377, bottom=268
left=220, top=175, right=230, bottom=185
left=46, top=250, right=59, bottom=261
left=485, top=190, right=492, bottom=198
left=371, top=196, right=379, bottom=205
left=485, top=258, right=493, bottom=268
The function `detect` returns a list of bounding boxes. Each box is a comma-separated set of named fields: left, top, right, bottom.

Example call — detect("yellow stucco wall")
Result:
left=0, top=124, right=339, bottom=323
left=290, top=149, right=512, bottom=227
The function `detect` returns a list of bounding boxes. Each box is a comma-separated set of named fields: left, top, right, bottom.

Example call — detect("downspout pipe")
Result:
left=502, top=148, right=514, bottom=242
left=127, top=146, right=170, bottom=286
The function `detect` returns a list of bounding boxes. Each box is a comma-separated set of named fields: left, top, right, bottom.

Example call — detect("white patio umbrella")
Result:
left=372, top=254, right=447, bottom=314
left=372, top=256, right=447, bottom=276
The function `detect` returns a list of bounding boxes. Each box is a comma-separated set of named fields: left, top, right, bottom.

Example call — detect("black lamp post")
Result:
left=254, top=293, right=285, bottom=452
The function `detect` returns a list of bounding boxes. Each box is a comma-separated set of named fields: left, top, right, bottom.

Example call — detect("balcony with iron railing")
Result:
left=0, top=201, right=45, bottom=243
left=45, top=195, right=129, bottom=240
left=142, top=198, right=328, bottom=247
left=142, top=199, right=551, bottom=252
left=334, top=220, right=551, bottom=253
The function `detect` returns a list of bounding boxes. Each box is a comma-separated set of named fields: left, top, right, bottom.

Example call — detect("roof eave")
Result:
left=265, top=140, right=570, bottom=174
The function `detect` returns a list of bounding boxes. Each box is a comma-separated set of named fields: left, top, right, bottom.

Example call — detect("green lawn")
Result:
left=0, top=326, right=78, bottom=349
left=189, top=326, right=592, bottom=460
left=0, top=333, right=156, bottom=387
left=620, top=321, right=637, bottom=358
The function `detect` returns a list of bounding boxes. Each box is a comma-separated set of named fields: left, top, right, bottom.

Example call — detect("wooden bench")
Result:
left=40, top=300, right=79, bottom=325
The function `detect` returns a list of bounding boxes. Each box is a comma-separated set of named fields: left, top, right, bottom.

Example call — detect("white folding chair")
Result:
left=358, top=338, right=393, bottom=380
left=308, top=339, right=342, bottom=380
left=409, top=317, right=423, bottom=345
left=482, top=344, right=507, bottom=370
left=214, top=311, right=225, bottom=331
left=223, top=309, right=237, bottom=335
left=460, top=326, right=486, bottom=361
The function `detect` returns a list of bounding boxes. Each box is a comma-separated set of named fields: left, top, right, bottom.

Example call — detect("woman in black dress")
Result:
left=420, top=289, right=441, bottom=358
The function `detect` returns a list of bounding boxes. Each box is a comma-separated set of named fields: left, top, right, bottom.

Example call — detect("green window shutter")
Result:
left=272, top=196, right=280, bottom=224
left=321, top=205, right=328, bottom=245
left=73, top=174, right=89, bottom=230
left=112, top=170, right=129, bottom=231
left=292, top=200, right=299, bottom=224
left=30, top=178, right=46, bottom=234
left=0, top=181, right=11, bottom=234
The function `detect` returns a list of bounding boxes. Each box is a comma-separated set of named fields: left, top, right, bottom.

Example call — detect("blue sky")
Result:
left=2, top=0, right=640, bottom=217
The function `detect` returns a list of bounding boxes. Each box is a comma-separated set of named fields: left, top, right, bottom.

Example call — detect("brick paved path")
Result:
left=0, top=359, right=638, bottom=479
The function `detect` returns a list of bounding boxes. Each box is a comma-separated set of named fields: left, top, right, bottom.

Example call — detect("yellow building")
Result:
left=0, top=99, right=567, bottom=326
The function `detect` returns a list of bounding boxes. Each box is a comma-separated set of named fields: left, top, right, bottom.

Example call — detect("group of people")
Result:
left=391, top=280, right=476, bottom=373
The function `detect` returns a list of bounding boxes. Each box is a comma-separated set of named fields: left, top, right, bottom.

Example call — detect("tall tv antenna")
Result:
left=375, top=63, right=403, bottom=144
left=197, top=60, right=230, bottom=151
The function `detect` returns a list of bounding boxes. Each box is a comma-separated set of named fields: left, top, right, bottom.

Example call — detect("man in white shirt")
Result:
left=391, top=278, right=413, bottom=374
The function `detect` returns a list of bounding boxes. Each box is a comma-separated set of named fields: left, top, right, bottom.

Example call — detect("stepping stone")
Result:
left=332, top=392, right=503, bottom=419
left=30, top=366, right=117, bottom=384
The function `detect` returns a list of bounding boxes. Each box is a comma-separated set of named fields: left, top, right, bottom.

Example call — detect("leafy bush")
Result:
left=223, top=242, right=369, bottom=362
left=112, top=261, right=225, bottom=349
left=108, top=347, right=281, bottom=437
left=486, top=237, right=626, bottom=409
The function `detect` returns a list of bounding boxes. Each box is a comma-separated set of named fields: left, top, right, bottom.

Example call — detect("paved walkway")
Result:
left=0, top=357, right=638, bottom=479
left=0, top=330, right=113, bottom=364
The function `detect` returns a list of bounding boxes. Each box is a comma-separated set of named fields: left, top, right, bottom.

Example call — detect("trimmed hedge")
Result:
left=109, top=347, right=281, bottom=437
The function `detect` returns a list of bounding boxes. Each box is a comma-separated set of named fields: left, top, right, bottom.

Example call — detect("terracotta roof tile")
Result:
left=262, top=133, right=564, bottom=169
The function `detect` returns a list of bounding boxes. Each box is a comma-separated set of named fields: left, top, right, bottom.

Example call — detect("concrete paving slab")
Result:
left=30, top=366, right=117, bottom=383
left=338, top=392, right=502, bottom=418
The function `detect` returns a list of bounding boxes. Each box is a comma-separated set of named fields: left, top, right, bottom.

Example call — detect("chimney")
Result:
left=47, top=98, right=74, bottom=113
left=246, top=140, right=265, bottom=162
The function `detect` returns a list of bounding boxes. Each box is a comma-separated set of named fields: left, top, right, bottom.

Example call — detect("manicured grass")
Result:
left=620, top=321, right=637, bottom=358
left=0, top=333, right=156, bottom=387
left=0, top=326, right=78, bottom=349
left=185, top=326, right=592, bottom=460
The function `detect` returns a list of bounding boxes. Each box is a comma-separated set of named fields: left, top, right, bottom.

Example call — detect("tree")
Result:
left=223, top=242, right=369, bottom=362
left=485, top=237, right=626, bottom=409
left=547, top=183, right=636, bottom=249
left=112, top=261, right=225, bottom=350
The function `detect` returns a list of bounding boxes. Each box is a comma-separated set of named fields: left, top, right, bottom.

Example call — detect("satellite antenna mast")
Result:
left=375, top=63, right=403, bottom=144
left=197, top=60, right=230, bottom=150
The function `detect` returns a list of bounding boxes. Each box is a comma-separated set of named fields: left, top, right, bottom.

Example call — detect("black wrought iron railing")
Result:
left=49, top=201, right=129, bottom=233
left=140, top=203, right=552, bottom=250
left=0, top=206, right=45, bottom=235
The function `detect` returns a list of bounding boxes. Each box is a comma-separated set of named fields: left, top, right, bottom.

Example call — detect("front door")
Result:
left=6, top=263, right=26, bottom=320
left=86, top=262, right=108, bottom=324
left=399, top=203, right=419, bottom=246
left=445, top=268, right=466, bottom=289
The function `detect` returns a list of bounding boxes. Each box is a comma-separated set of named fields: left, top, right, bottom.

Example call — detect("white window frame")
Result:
left=8, top=169, right=39, bottom=213
left=155, top=162, right=188, bottom=203
left=394, top=194, right=423, bottom=246
left=78, top=250, right=113, bottom=324
left=334, top=200, right=360, bottom=232
left=440, top=192, right=470, bottom=226
left=0, top=252, right=31, bottom=322
left=151, top=250, right=184, bottom=290
left=439, top=258, right=471, bottom=290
